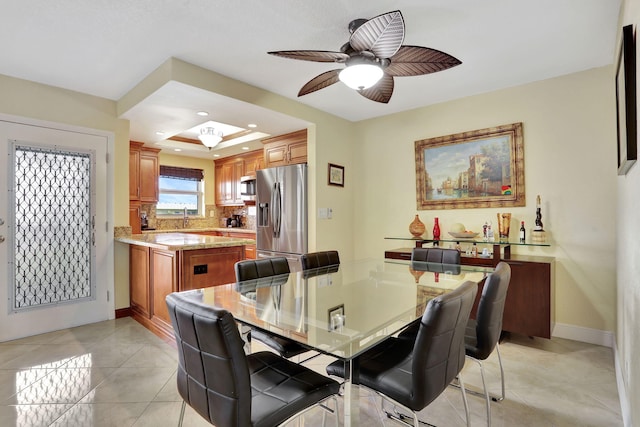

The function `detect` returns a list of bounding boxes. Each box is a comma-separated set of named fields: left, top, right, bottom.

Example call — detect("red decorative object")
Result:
left=433, top=217, right=441, bottom=240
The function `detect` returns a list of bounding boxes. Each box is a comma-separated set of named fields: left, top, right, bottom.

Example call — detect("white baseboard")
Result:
left=612, top=337, right=631, bottom=427
left=551, top=322, right=614, bottom=347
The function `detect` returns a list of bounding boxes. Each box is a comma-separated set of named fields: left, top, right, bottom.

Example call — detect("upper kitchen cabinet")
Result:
left=262, top=129, right=307, bottom=168
left=243, top=149, right=264, bottom=176
left=215, top=149, right=265, bottom=206
left=215, top=158, right=244, bottom=206
left=130, top=141, right=160, bottom=203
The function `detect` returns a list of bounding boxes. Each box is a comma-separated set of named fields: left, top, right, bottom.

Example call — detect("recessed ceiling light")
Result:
left=248, top=123, right=257, bottom=128
left=155, top=131, right=165, bottom=135
left=242, top=147, right=249, bottom=150
left=174, top=148, right=182, bottom=152
left=213, top=154, right=220, bottom=157
left=197, top=111, right=209, bottom=116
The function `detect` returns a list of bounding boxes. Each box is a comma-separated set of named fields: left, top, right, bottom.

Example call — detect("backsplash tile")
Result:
left=140, top=203, right=255, bottom=231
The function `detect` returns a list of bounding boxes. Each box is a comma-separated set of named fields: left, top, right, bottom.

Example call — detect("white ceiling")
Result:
left=0, top=0, right=621, bottom=158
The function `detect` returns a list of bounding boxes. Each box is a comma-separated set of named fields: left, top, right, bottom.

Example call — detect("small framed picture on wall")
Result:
left=328, top=163, right=345, bottom=187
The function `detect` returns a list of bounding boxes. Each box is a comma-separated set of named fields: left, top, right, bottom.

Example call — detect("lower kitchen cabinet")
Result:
left=129, top=244, right=245, bottom=340
left=130, top=245, right=150, bottom=317
left=191, top=230, right=256, bottom=259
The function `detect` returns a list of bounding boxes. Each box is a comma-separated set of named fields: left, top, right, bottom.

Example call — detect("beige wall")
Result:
left=617, top=1, right=639, bottom=424
left=1, top=58, right=627, bottom=406
left=352, top=66, right=617, bottom=334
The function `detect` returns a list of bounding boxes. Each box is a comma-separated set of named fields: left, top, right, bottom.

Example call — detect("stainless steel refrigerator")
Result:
left=256, top=164, right=307, bottom=269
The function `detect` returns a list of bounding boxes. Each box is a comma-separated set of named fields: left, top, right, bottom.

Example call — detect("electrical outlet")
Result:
left=194, top=265, right=208, bottom=275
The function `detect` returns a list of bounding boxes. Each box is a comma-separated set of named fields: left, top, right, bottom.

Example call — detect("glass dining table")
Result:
left=174, top=258, right=492, bottom=426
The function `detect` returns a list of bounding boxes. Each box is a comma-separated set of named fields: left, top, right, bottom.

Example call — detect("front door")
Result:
left=0, top=118, right=112, bottom=342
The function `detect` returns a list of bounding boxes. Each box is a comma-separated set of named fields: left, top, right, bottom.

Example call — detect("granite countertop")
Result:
left=115, top=232, right=255, bottom=251
left=141, top=227, right=256, bottom=235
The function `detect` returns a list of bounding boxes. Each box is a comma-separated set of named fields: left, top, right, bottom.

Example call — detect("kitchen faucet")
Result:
left=183, top=207, right=189, bottom=228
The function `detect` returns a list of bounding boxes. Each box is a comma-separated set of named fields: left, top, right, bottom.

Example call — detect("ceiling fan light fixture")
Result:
left=198, top=127, right=223, bottom=148
left=339, top=63, right=383, bottom=91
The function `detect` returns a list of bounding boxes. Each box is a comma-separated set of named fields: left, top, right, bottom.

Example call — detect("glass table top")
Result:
left=176, top=259, right=491, bottom=360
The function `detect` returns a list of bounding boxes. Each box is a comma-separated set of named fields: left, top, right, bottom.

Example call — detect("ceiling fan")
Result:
left=268, top=10, right=462, bottom=104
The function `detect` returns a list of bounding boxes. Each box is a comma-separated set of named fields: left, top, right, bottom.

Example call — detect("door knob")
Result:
left=0, top=236, right=4, bottom=244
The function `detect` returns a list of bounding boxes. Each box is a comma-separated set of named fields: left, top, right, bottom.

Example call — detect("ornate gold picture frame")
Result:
left=415, top=123, right=525, bottom=210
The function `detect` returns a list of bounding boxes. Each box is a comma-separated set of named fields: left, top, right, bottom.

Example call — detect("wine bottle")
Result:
left=519, top=221, right=526, bottom=243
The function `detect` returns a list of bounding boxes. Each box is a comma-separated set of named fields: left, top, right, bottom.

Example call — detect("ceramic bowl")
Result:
left=448, top=231, right=479, bottom=239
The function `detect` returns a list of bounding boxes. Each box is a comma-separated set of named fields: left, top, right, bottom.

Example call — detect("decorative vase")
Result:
left=433, top=217, right=441, bottom=241
left=409, top=214, right=426, bottom=237
left=409, top=266, right=425, bottom=283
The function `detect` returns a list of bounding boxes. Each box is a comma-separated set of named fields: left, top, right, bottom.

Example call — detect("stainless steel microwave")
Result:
left=240, top=175, right=256, bottom=202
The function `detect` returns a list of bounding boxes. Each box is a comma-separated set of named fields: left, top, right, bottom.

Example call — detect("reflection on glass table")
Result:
left=174, top=258, right=492, bottom=426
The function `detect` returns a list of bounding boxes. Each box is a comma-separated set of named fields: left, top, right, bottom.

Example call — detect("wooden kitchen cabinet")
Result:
left=129, top=243, right=245, bottom=341
left=139, top=148, right=160, bottom=202
left=215, top=159, right=244, bottom=206
left=215, top=161, right=235, bottom=205
left=151, top=249, right=178, bottom=327
left=243, top=150, right=264, bottom=175
left=181, top=246, right=244, bottom=291
left=262, top=129, right=307, bottom=168
left=130, top=245, right=150, bottom=317
left=130, top=141, right=160, bottom=234
left=129, top=202, right=142, bottom=235
left=467, top=255, right=554, bottom=339
left=500, top=256, right=555, bottom=338
left=129, top=142, right=141, bottom=200
left=191, top=230, right=256, bottom=259
left=214, top=149, right=262, bottom=206
left=129, top=141, right=160, bottom=203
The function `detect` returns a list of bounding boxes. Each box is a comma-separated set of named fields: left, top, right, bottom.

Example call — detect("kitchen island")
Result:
left=116, top=232, right=255, bottom=340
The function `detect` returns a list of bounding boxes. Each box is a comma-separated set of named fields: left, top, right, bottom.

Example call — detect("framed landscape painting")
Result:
left=415, top=123, right=525, bottom=210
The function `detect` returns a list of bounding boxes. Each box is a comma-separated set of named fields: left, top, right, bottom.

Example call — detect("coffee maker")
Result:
left=226, top=214, right=243, bottom=228
left=141, top=212, right=149, bottom=230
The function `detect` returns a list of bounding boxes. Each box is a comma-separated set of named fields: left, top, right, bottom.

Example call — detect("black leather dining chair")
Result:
left=411, top=247, right=461, bottom=266
left=326, top=281, right=478, bottom=427
left=464, top=261, right=511, bottom=426
left=301, top=250, right=341, bottom=277
left=234, top=257, right=309, bottom=359
left=301, top=250, right=340, bottom=269
left=166, top=291, right=340, bottom=427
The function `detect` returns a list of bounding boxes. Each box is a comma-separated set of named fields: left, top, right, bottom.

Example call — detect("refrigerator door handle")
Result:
left=271, top=182, right=282, bottom=238
left=274, top=182, right=282, bottom=237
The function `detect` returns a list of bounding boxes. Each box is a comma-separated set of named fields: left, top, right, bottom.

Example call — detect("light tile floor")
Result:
left=0, top=318, right=623, bottom=426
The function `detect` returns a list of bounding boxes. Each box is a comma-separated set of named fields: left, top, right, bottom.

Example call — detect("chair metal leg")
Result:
left=178, top=400, right=186, bottom=427
left=476, top=358, right=491, bottom=426
left=379, top=393, right=436, bottom=427
left=457, top=374, right=471, bottom=427
left=494, top=343, right=505, bottom=402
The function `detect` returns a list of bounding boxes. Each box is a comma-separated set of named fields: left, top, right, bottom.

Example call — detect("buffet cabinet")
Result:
left=385, top=240, right=555, bottom=339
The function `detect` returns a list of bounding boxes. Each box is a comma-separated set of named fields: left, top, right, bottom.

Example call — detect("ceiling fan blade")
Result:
left=357, top=74, right=394, bottom=103
left=385, top=45, right=462, bottom=77
left=349, top=10, right=405, bottom=59
left=298, top=70, right=341, bottom=96
left=268, top=50, right=349, bottom=63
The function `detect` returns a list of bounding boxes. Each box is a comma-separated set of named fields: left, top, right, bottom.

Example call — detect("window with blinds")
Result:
left=157, top=166, right=205, bottom=216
